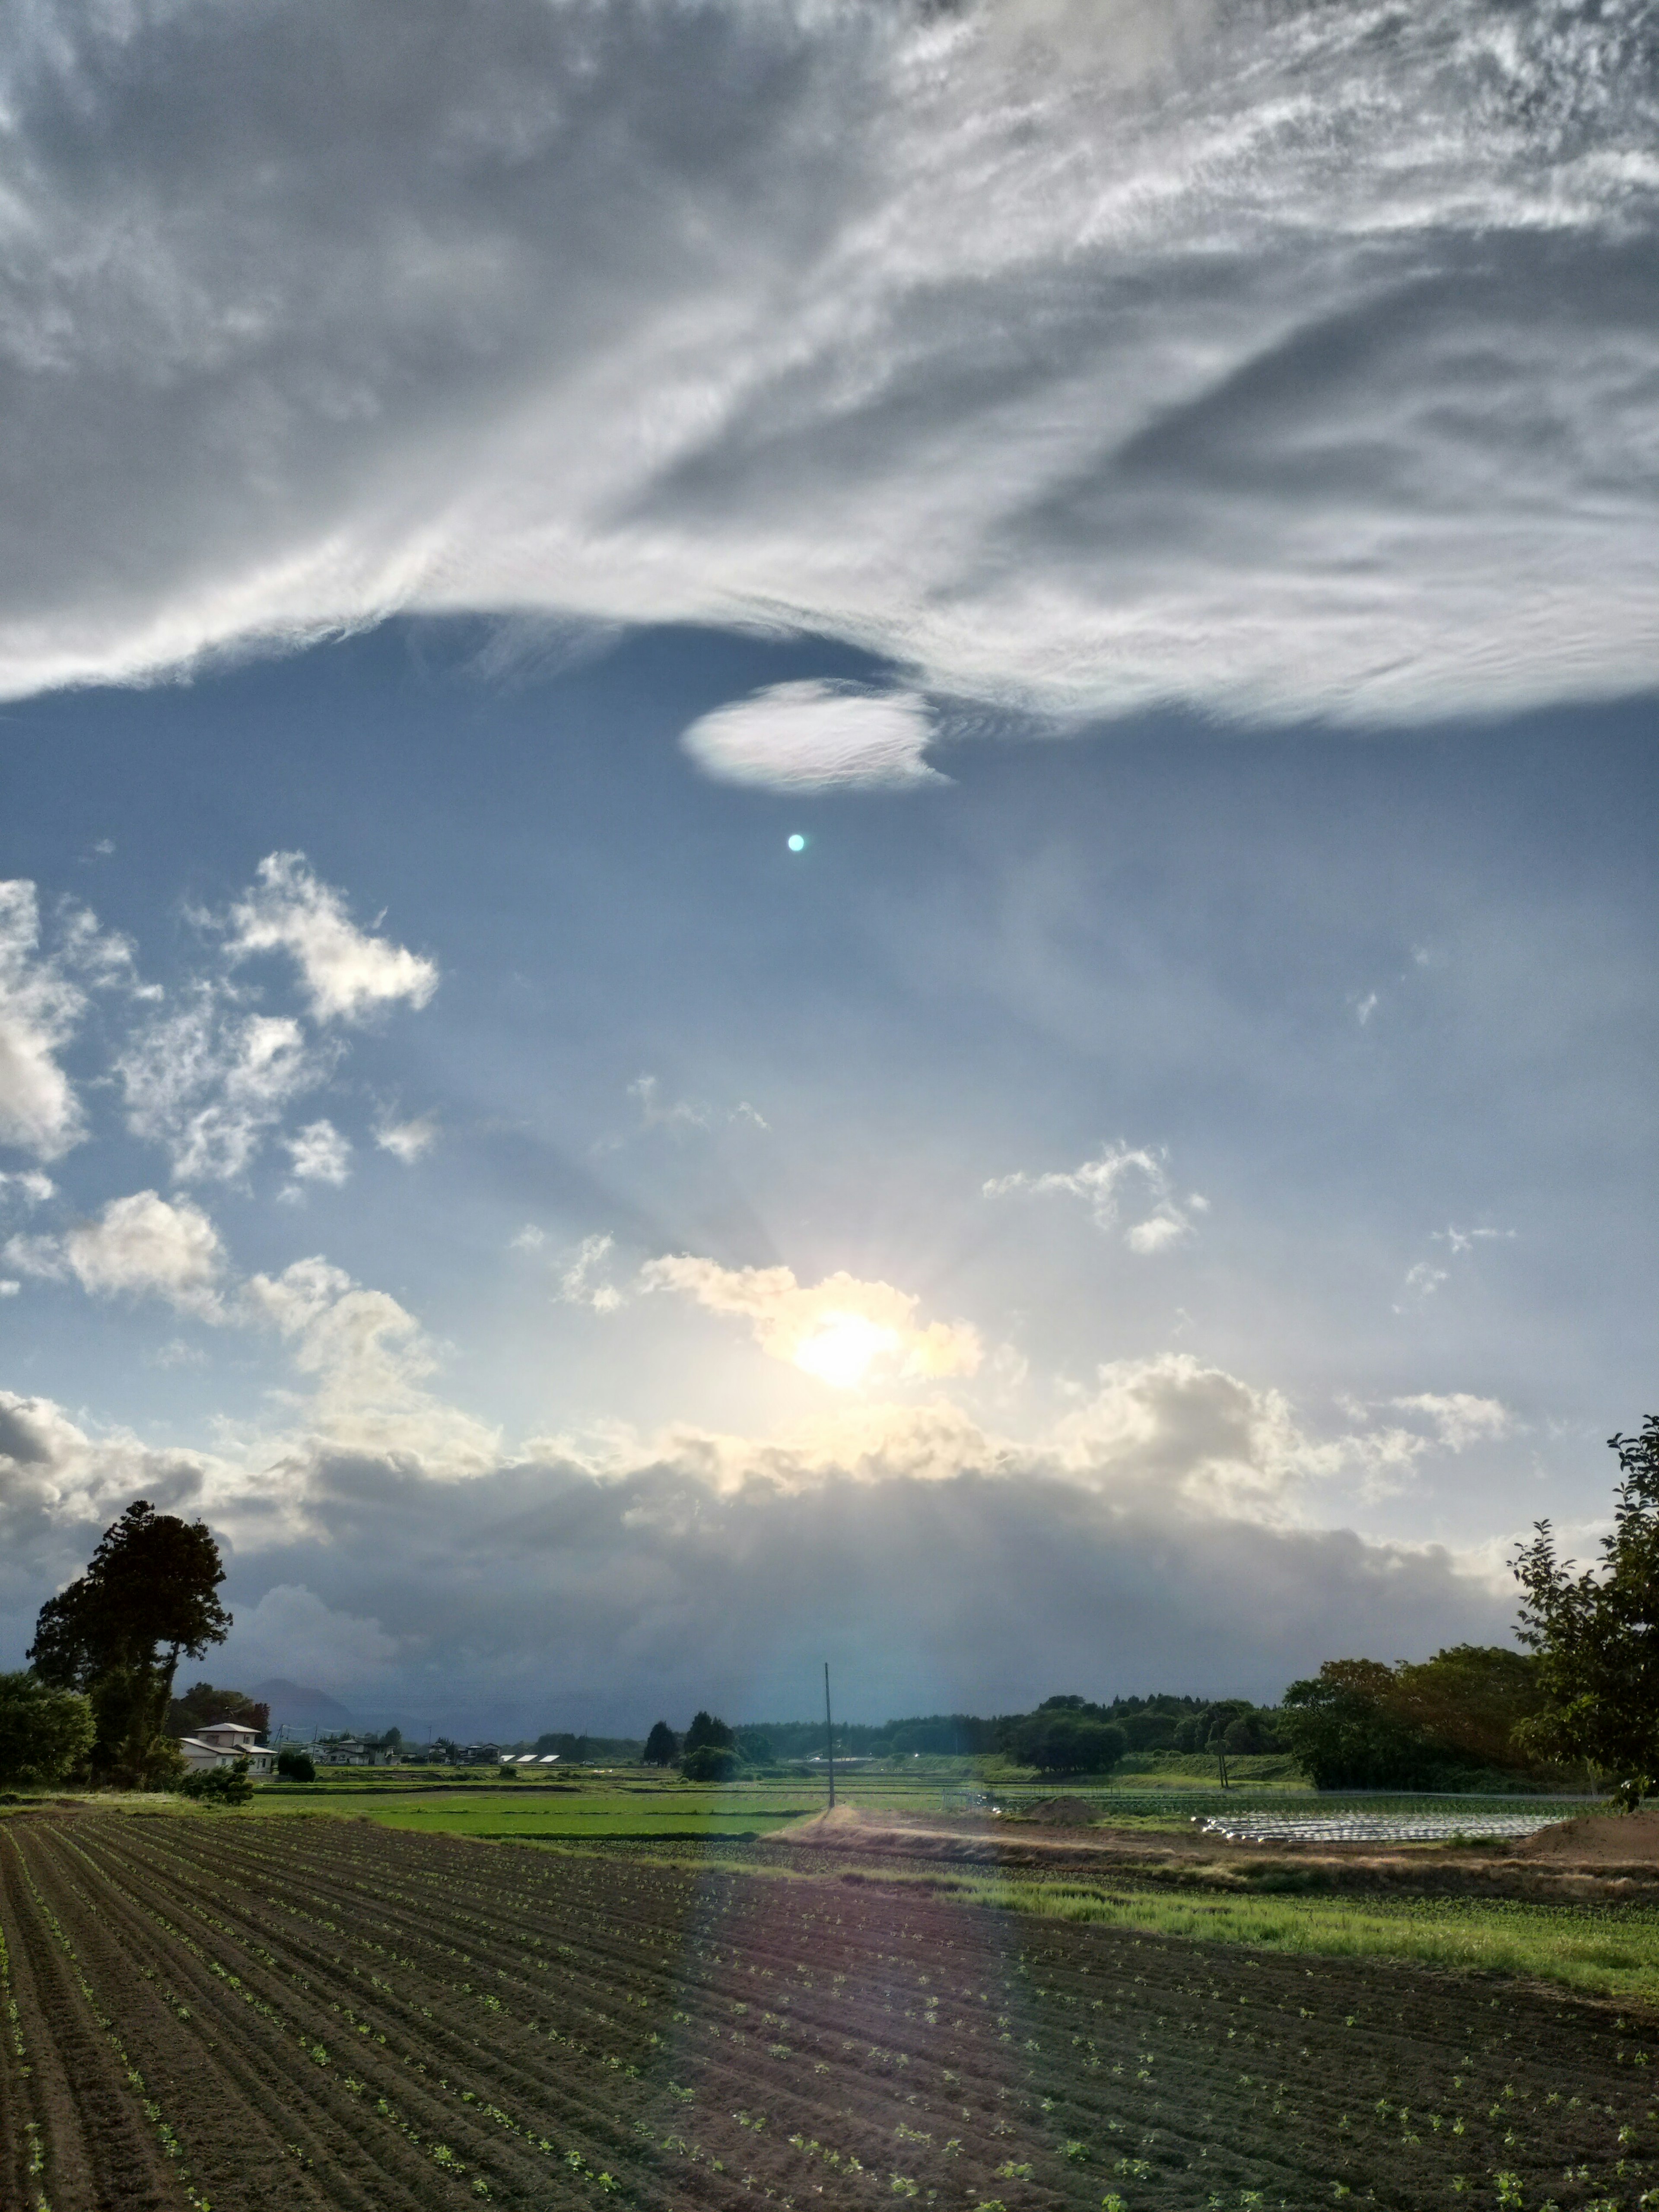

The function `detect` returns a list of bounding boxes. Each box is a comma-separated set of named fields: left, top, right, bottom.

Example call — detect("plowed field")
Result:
left=1, top=1810, right=1653, bottom=2211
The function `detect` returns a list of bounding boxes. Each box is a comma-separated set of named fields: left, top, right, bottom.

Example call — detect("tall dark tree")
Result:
left=643, top=1721, right=680, bottom=1766
left=1514, top=1417, right=1659, bottom=1802
left=30, top=1500, right=231, bottom=1789
left=683, top=1710, right=734, bottom=1754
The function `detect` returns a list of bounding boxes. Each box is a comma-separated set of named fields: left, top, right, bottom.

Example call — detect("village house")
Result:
left=313, top=1736, right=398, bottom=1767
left=177, top=1719, right=276, bottom=1777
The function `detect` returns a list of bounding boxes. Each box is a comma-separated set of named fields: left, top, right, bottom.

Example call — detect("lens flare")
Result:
left=787, top=833, right=807, bottom=853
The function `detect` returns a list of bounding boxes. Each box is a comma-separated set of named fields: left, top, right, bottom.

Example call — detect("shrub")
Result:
left=180, top=1754, right=254, bottom=1806
left=276, top=1747, right=316, bottom=1782
left=0, top=1670, right=95, bottom=1787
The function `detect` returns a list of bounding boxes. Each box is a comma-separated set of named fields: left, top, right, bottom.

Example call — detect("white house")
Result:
left=178, top=1719, right=276, bottom=1777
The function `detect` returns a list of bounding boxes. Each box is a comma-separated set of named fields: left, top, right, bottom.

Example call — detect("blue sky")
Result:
left=0, top=0, right=1655, bottom=1737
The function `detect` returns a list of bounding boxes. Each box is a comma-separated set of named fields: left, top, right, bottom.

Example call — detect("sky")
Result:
left=0, top=0, right=1655, bottom=1740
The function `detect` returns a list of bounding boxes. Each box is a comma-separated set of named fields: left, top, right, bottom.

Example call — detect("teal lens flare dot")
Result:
left=787, top=833, right=807, bottom=853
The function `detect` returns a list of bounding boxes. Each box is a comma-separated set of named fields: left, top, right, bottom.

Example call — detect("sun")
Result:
left=791, top=1311, right=901, bottom=1389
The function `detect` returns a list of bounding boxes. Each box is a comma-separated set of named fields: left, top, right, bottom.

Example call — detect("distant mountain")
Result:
left=251, top=1679, right=354, bottom=1732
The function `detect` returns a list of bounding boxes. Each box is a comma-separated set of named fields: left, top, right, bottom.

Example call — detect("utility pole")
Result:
left=824, top=1661, right=835, bottom=1810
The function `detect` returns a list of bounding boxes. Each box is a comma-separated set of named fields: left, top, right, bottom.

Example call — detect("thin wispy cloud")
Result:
left=0, top=1, right=1651, bottom=720
left=986, top=1141, right=1205, bottom=1254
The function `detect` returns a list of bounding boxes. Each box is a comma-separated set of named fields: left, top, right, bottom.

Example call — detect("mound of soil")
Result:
left=1007, top=1795, right=1101, bottom=1825
left=1513, top=1808, right=1659, bottom=1863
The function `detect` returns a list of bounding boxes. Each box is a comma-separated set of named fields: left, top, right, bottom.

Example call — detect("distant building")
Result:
left=178, top=1719, right=276, bottom=1777
left=314, top=1737, right=397, bottom=1767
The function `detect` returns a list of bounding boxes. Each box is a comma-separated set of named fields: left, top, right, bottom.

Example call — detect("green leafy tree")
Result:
left=180, top=1755, right=254, bottom=1806
left=1014, top=1713, right=1128, bottom=1776
left=275, top=1747, right=316, bottom=1782
left=681, top=1743, right=739, bottom=1782
left=1280, top=1660, right=1445, bottom=1789
left=683, top=1710, right=734, bottom=1754
left=0, top=1670, right=95, bottom=1788
left=29, top=1500, right=231, bottom=1789
left=1513, top=1417, right=1659, bottom=1802
left=643, top=1721, right=680, bottom=1766
left=1390, top=1645, right=1542, bottom=1770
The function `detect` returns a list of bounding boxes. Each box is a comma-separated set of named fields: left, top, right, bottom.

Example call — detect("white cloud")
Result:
left=1389, top=1392, right=1514, bottom=1453
left=1395, top=1223, right=1514, bottom=1309
left=240, top=1256, right=500, bottom=1477
left=5, top=1189, right=225, bottom=1314
left=375, top=1115, right=437, bottom=1164
left=0, top=3, right=1648, bottom=724
left=116, top=991, right=323, bottom=1182
left=0, top=883, right=87, bottom=1159
left=229, top=854, right=437, bottom=1024
left=986, top=1139, right=1202, bottom=1254
left=0, top=1171, right=55, bottom=1208
left=640, top=1252, right=982, bottom=1389
left=0, top=1281, right=18, bottom=1297
left=219, top=1584, right=399, bottom=1686
left=625, top=1074, right=709, bottom=1135
left=284, top=1118, right=352, bottom=1187
left=681, top=682, right=943, bottom=792
left=557, top=1234, right=623, bottom=1315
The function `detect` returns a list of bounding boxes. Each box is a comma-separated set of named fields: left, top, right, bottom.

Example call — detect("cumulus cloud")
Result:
left=5, top=1190, right=225, bottom=1314
left=240, top=1256, right=500, bottom=1478
left=0, top=1, right=1649, bottom=723
left=218, top=1584, right=400, bottom=1687
left=228, top=854, right=437, bottom=1023
left=640, top=1252, right=983, bottom=1388
left=0, top=1347, right=1518, bottom=1725
left=681, top=683, right=944, bottom=791
left=986, top=1139, right=1203, bottom=1253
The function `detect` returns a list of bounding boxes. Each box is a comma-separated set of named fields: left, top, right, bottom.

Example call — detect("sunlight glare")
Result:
left=791, top=1311, right=901, bottom=1389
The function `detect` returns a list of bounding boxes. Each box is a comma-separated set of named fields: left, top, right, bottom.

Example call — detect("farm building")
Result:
left=177, top=1719, right=276, bottom=1777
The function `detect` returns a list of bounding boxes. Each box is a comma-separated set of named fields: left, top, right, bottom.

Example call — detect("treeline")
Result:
left=638, top=1692, right=1286, bottom=1778
left=1279, top=1645, right=1558, bottom=1790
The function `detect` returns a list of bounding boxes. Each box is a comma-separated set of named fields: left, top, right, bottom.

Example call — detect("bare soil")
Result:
left=2, top=1806, right=1655, bottom=2211
left=772, top=1802, right=1659, bottom=1905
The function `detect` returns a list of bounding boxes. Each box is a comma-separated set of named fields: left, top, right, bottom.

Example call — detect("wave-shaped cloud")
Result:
left=0, top=0, right=1653, bottom=721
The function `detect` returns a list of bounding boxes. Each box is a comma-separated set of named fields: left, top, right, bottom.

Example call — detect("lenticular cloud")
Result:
left=0, top=0, right=1655, bottom=722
